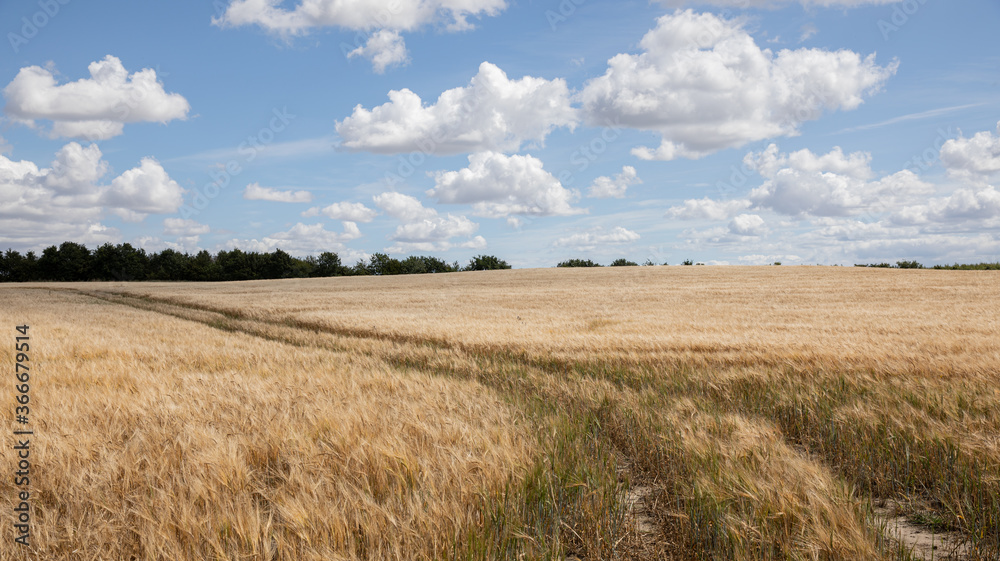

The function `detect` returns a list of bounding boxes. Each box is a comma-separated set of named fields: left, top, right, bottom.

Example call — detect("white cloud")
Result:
left=587, top=166, right=642, bottom=199
left=43, top=142, right=109, bottom=193
left=213, top=0, right=506, bottom=71
left=373, top=191, right=484, bottom=252
left=225, top=222, right=362, bottom=255
left=214, top=0, right=506, bottom=34
left=243, top=182, right=313, bottom=203
left=3, top=55, right=190, bottom=140
left=728, top=213, right=768, bottom=236
left=800, top=219, right=1000, bottom=264
left=799, top=23, right=818, bottom=42
left=738, top=254, right=802, bottom=265
left=103, top=158, right=185, bottom=218
left=336, top=62, right=577, bottom=155
left=163, top=218, right=210, bottom=236
left=656, top=0, right=902, bottom=7
left=940, top=121, right=1000, bottom=180
left=666, top=197, right=752, bottom=220
left=0, top=144, right=182, bottom=227
left=0, top=143, right=183, bottom=250
left=554, top=226, right=640, bottom=251
left=747, top=144, right=932, bottom=217
left=373, top=191, right=437, bottom=222
left=393, top=215, right=478, bottom=243
left=428, top=151, right=585, bottom=217
left=134, top=235, right=204, bottom=255
left=302, top=201, right=378, bottom=222
left=579, top=10, right=896, bottom=160
left=661, top=124, right=1000, bottom=264
left=892, top=187, right=1000, bottom=226
left=347, top=30, right=409, bottom=74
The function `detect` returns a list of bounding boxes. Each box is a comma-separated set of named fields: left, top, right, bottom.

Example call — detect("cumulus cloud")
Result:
left=0, top=143, right=182, bottom=249
left=3, top=55, right=190, bottom=140
left=728, top=213, right=768, bottom=236
left=163, top=218, right=210, bottom=236
left=429, top=151, right=585, bottom=218
left=213, top=0, right=506, bottom=71
left=214, top=0, right=506, bottom=34
left=891, top=187, right=1000, bottom=227
left=665, top=124, right=1000, bottom=264
left=554, top=226, right=640, bottom=251
left=226, top=222, right=362, bottom=255
left=302, top=201, right=378, bottom=222
left=42, top=142, right=109, bottom=193
left=373, top=191, right=484, bottom=252
left=587, top=166, right=642, bottom=199
left=657, top=0, right=902, bottom=7
left=747, top=144, right=932, bottom=217
left=940, top=121, right=1000, bottom=181
left=347, top=30, right=409, bottom=73
left=243, top=182, right=313, bottom=203
left=103, top=158, right=185, bottom=218
left=336, top=62, right=577, bottom=155
left=666, top=197, right=752, bottom=220
left=579, top=10, right=896, bottom=160
left=738, top=254, right=802, bottom=265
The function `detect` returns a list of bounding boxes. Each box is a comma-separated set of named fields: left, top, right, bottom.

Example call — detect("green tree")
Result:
left=557, top=258, right=601, bottom=267
left=38, top=242, right=92, bottom=281
left=465, top=255, right=511, bottom=271
left=92, top=243, right=149, bottom=281
left=149, top=249, right=192, bottom=281
left=0, top=250, right=39, bottom=282
left=188, top=250, right=219, bottom=281
left=217, top=249, right=255, bottom=281
left=610, top=258, right=638, bottom=267
left=311, top=252, right=344, bottom=277
left=264, top=249, right=294, bottom=279
left=367, top=253, right=404, bottom=275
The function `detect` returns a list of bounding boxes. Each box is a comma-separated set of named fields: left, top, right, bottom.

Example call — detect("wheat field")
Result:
left=1, top=267, right=998, bottom=560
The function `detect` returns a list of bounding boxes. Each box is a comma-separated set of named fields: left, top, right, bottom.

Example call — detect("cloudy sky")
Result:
left=1, top=0, right=998, bottom=267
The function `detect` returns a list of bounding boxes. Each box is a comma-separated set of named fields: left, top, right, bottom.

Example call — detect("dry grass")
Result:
left=0, top=289, right=534, bottom=560
left=1, top=266, right=998, bottom=560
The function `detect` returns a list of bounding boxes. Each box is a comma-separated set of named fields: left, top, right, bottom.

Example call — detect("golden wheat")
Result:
left=1, top=267, right=997, bottom=560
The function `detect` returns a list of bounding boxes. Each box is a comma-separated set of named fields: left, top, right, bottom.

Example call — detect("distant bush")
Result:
left=610, top=259, right=638, bottom=267
left=854, top=261, right=925, bottom=269
left=932, top=262, right=1000, bottom=270
left=465, top=255, right=511, bottom=271
left=557, top=259, right=602, bottom=268
left=682, top=259, right=694, bottom=266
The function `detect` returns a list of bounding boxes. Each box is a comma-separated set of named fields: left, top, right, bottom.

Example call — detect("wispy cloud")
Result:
left=165, top=135, right=337, bottom=165
left=834, top=103, right=984, bottom=134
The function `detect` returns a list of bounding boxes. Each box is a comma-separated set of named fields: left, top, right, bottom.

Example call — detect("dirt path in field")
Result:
left=613, top=449, right=667, bottom=558
left=876, top=501, right=973, bottom=560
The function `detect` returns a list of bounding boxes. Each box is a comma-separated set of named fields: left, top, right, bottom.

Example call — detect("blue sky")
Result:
left=1, top=0, right=998, bottom=267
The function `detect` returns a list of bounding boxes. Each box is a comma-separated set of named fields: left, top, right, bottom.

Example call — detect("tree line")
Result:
left=0, top=242, right=511, bottom=282
left=855, top=261, right=1000, bottom=270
